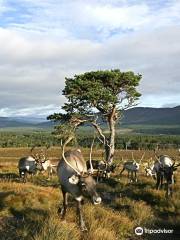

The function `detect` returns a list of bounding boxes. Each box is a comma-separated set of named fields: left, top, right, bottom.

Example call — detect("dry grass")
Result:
left=0, top=147, right=180, bottom=240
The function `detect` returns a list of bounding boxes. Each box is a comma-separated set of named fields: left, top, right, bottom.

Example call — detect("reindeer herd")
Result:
left=16, top=145, right=180, bottom=231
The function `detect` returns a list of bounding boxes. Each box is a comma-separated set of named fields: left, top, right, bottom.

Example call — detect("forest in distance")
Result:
left=0, top=130, right=179, bottom=150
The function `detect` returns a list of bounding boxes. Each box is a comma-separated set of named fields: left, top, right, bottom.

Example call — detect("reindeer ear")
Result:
left=68, top=175, right=79, bottom=185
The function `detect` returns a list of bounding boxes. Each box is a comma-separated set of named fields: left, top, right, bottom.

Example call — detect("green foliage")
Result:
left=63, top=69, right=141, bottom=114
left=0, top=132, right=59, bottom=148
left=52, top=124, right=75, bottom=140
left=48, top=69, right=142, bottom=131
left=0, top=131, right=179, bottom=149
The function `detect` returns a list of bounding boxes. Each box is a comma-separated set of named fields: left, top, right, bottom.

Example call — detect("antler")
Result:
left=131, top=152, right=135, bottom=161
left=30, top=146, right=35, bottom=155
left=131, top=152, right=135, bottom=162
left=154, top=149, right=160, bottom=163
left=62, top=135, right=81, bottom=175
left=139, top=152, right=145, bottom=164
left=38, top=148, right=45, bottom=162
left=89, top=133, right=96, bottom=173
left=30, top=146, right=39, bottom=159
left=41, top=145, right=50, bottom=162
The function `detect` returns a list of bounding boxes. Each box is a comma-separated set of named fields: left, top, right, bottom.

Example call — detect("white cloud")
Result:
left=0, top=105, right=60, bottom=117
left=2, top=0, right=180, bottom=40
left=0, top=0, right=180, bottom=117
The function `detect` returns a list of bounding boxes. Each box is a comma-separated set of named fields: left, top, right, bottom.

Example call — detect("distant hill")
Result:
left=121, top=106, right=180, bottom=125
left=0, top=117, right=34, bottom=128
left=0, top=106, right=179, bottom=130
left=0, top=117, right=53, bottom=128
left=36, top=121, right=54, bottom=128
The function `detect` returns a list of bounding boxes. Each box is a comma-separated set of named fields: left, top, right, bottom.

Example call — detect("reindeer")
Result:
left=152, top=151, right=180, bottom=197
left=86, top=135, right=116, bottom=182
left=37, top=147, right=57, bottom=179
left=86, top=160, right=116, bottom=182
left=144, top=157, right=156, bottom=179
left=18, top=146, right=56, bottom=182
left=18, top=147, right=43, bottom=182
left=120, top=152, right=145, bottom=182
left=41, top=160, right=57, bottom=179
left=57, top=137, right=101, bottom=231
left=97, top=161, right=116, bottom=181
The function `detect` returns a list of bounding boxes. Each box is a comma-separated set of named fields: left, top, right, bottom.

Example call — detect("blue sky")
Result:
left=0, top=0, right=180, bottom=117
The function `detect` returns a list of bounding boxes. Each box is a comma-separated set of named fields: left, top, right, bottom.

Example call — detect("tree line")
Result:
left=0, top=131, right=179, bottom=150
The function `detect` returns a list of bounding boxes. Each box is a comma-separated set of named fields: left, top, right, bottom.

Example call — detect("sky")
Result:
left=0, top=0, right=180, bottom=118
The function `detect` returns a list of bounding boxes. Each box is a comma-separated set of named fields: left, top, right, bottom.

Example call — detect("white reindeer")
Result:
left=144, top=157, right=156, bottom=178
left=37, top=147, right=57, bottom=179
left=41, top=159, right=57, bottom=179
left=120, top=152, right=145, bottom=182
left=151, top=150, right=180, bottom=197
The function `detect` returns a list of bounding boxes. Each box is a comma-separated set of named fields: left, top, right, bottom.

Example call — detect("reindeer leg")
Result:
left=165, top=183, right=169, bottom=198
left=131, top=171, right=134, bottom=182
left=156, top=173, right=161, bottom=190
left=19, top=170, right=22, bottom=179
left=170, top=175, right=174, bottom=197
left=99, top=171, right=103, bottom=182
left=30, top=172, right=33, bottom=182
left=25, top=172, right=28, bottom=183
left=20, top=171, right=27, bottom=183
left=165, top=180, right=173, bottom=198
left=169, top=184, right=173, bottom=197
left=97, top=170, right=99, bottom=183
left=160, top=174, right=163, bottom=189
left=58, top=189, right=68, bottom=219
left=135, top=171, right=137, bottom=182
left=76, top=200, right=87, bottom=231
left=47, top=166, right=51, bottom=180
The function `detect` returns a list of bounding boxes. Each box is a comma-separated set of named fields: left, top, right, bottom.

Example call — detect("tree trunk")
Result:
left=106, top=106, right=116, bottom=164
left=91, top=107, right=117, bottom=165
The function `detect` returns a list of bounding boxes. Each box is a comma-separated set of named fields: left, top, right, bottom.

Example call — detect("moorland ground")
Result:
left=0, top=147, right=180, bottom=240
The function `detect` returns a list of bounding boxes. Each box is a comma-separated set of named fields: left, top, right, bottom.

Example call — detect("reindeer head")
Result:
left=144, top=157, right=154, bottom=176
left=30, top=146, right=50, bottom=171
left=159, top=159, right=180, bottom=184
left=131, top=152, right=145, bottom=170
left=69, top=171, right=102, bottom=204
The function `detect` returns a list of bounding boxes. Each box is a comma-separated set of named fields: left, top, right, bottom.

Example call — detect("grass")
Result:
left=0, top=148, right=180, bottom=240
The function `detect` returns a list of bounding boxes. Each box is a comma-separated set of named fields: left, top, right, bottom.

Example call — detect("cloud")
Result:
left=0, top=105, right=61, bottom=117
left=0, top=25, right=180, bottom=110
left=0, top=0, right=180, bottom=117
left=2, top=0, right=180, bottom=39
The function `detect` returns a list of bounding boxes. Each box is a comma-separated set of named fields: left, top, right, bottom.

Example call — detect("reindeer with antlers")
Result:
left=57, top=136, right=101, bottom=231
left=18, top=146, right=56, bottom=182
left=144, top=157, right=156, bottom=178
left=37, top=147, right=57, bottom=179
left=18, top=146, right=43, bottom=182
left=86, top=133, right=116, bottom=182
left=120, top=152, right=145, bottom=182
left=152, top=150, right=180, bottom=197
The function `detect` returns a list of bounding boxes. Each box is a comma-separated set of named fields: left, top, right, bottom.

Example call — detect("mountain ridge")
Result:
left=0, top=106, right=179, bottom=128
left=121, top=106, right=180, bottom=125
